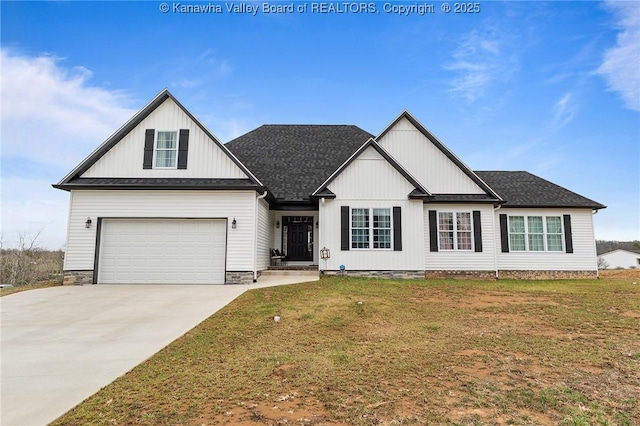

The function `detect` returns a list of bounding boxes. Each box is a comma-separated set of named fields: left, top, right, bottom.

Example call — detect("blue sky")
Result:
left=1, top=1, right=638, bottom=249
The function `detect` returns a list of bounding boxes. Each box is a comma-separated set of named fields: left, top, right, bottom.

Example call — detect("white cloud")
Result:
left=0, top=49, right=137, bottom=249
left=553, top=93, right=577, bottom=126
left=597, top=1, right=640, bottom=111
left=1, top=177, right=70, bottom=250
left=0, top=49, right=136, bottom=169
left=445, top=29, right=518, bottom=102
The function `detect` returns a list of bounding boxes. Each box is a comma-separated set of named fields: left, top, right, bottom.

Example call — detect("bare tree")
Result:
left=0, top=229, right=62, bottom=286
left=597, top=256, right=609, bottom=270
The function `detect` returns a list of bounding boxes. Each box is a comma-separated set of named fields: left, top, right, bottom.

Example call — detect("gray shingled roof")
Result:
left=225, top=125, right=373, bottom=201
left=475, top=171, right=606, bottom=209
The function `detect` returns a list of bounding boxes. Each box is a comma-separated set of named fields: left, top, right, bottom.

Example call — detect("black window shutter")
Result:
left=143, top=129, right=155, bottom=169
left=177, top=129, right=189, bottom=169
left=428, top=210, right=438, bottom=252
left=341, top=206, right=349, bottom=251
left=473, top=210, right=483, bottom=252
left=563, top=214, right=573, bottom=253
left=393, top=206, right=402, bottom=251
left=499, top=214, right=509, bottom=253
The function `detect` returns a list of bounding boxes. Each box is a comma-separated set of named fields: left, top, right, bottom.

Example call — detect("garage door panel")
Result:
left=98, top=219, right=226, bottom=284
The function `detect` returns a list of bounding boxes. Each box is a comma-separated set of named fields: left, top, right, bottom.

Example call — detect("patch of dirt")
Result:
left=201, top=392, right=348, bottom=426
left=599, top=269, right=640, bottom=279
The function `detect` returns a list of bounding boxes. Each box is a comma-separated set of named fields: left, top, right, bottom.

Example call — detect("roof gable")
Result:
left=312, top=138, right=431, bottom=200
left=376, top=111, right=501, bottom=199
left=56, top=89, right=261, bottom=186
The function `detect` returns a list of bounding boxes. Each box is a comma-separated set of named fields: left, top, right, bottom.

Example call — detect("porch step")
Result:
left=268, top=265, right=318, bottom=271
left=261, top=269, right=319, bottom=277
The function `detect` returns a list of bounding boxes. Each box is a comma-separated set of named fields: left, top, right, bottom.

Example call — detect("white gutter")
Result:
left=253, top=191, right=268, bottom=282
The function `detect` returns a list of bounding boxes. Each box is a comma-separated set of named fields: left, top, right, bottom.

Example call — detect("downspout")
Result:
left=493, top=204, right=501, bottom=279
left=253, top=190, right=268, bottom=283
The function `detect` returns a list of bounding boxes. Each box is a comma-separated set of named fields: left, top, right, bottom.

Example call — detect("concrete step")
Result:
left=260, top=269, right=319, bottom=277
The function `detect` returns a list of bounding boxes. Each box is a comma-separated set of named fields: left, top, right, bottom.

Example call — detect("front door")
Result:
left=283, top=216, right=314, bottom=261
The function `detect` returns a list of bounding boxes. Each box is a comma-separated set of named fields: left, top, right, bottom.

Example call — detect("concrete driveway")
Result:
left=1, top=274, right=317, bottom=426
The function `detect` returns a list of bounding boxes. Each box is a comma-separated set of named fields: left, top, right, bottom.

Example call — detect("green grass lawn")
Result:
left=53, top=277, right=640, bottom=425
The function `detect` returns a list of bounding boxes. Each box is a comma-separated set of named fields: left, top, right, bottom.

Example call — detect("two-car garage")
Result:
left=97, top=219, right=227, bottom=284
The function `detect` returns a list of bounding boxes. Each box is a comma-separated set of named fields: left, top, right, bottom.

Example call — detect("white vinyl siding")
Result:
left=255, top=198, right=273, bottom=271
left=376, top=117, right=485, bottom=194
left=424, top=204, right=496, bottom=271
left=63, top=190, right=256, bottom=273
left=497, top=208, right=597, bottom=271
left=99, top=219, right=226, bottom=284
left=81, top=98, right=248, bottom=179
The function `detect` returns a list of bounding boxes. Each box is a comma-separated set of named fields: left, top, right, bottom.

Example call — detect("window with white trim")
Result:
left=154, top=131, right=178, bottom=168
left=438, top=212, right=472, bottom=250
left=509, top=215, right=563, bottom=252
left=351, top=208, right=392, bottom=249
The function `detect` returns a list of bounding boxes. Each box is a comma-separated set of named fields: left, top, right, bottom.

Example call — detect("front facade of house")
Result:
left=54, top=90, right=605, bottom=285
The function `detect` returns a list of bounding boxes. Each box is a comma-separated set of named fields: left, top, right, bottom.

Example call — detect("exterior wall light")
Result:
left=276, top=220, right=280, bottom=228
left=232, top=218, right=237, bottom=229
left=85, top=217, right=92, bottom=228
left=316, top=221, right=319, bottom=228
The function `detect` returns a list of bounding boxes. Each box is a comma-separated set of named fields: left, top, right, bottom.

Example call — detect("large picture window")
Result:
left=154, top=131, right=178, bottom=168
left=509, top=215, right=563, bottom=252
left=351, top=208, right=392, bottom=250
left=438, top=212, right=472, bottom=250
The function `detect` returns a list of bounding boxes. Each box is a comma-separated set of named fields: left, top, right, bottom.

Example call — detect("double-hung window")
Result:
left=154, top=131, right=178, bottom=168
left=351, top=208, right=392, bottom=249
left=509, top=215, right=563, bottom=252
left=438, top=212, right=472, bottom=250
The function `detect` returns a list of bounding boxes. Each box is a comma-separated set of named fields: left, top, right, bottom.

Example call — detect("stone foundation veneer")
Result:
left=323, top=270, right=425, bottom=279
left=63, top=271, right=94, bottom=285
left=225, top=271, right=254, bottom=285
left=425, top=270, right=496, bottom=280
left=497, top=270, right=598, bottom=280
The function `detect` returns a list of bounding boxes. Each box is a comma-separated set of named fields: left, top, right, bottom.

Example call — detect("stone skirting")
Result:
left=323, top=270, right=425, bottom=279
left=63, top=270, right=94, bottom=285
left=425, top=270, right=496, bottom=280
left=498, top=270, right=598, bottom=280
left=225, top=271, right=254, bottom=285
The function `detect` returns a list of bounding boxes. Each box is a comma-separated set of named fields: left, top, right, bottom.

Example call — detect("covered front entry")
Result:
left=97, top=218, right=227, bottom=284
left=282, top=216, right=314, bottom=262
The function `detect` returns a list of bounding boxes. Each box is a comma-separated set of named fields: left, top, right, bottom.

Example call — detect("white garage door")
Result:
left=98, top=219, right=226, bottom=284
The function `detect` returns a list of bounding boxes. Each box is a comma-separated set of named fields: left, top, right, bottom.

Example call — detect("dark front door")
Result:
left=283, top=216, right=313, bottom=261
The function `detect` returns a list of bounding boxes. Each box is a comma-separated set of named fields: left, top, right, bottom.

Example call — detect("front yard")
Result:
left=53, top=274, right=640, bottom=425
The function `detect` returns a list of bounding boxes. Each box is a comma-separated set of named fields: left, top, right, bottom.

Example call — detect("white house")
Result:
left=599, top=249, right=640, bottom=269
left=54, top=89, right=606, bottom=285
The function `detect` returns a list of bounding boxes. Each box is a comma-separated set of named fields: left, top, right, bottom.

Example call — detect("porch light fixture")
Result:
left=276, top=220, right=280, bottom=229
left=316, top=221, right=319, bottom=228
left=232, top=218, right=237, bottom=229
left=85, top=217, right=92, bottom=228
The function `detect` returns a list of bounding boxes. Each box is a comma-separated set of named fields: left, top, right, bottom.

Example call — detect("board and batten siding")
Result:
left=495, top=208, right=598, bottom=271
left=81, top=98, right=248, bottom=179
left=63, top=190, right=256, bottom=273
left=319, top=147, right=424, bottom=271
left=377, top=117, right=485, bottom=194
left=423, top=204, right=496, bottom=271
left=255, top=198, right=273, bottom=271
